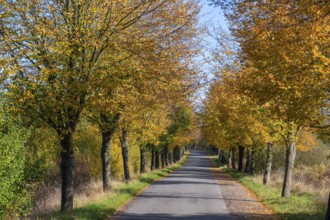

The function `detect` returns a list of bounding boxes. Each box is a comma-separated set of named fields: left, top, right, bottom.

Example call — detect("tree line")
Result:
left=0, top=0, right=201, bottom=216
left=203, top=0, right=329, bottom=218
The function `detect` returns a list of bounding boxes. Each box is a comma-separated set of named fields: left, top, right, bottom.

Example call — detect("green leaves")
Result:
left=0, top=105, right=31, bottom=217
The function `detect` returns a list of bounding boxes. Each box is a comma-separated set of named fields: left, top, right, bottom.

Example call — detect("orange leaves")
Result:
left=297, top=130, right=318, bottom=152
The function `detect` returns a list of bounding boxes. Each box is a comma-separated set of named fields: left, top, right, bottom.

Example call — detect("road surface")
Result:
left=112, top=150, right=234, bottom=220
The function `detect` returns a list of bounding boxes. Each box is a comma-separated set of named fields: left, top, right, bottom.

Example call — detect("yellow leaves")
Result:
left=296, top=130, right=318, bottom=152
left=119, top=98, right=172, bottom=145
left=202, top=76, right=272, bottom=149
left=225, top=0, right=329, bottom=126
left=23, top=90, right=34, bottom=100
left=203, top=1, right=329, bottom=152
left=2, top=0, right=201, bottom=151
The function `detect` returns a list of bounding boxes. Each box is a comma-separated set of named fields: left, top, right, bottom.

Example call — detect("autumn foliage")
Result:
left=0, top=0, right=201, bottom=216
left=204, top=0, right=329, bottom=200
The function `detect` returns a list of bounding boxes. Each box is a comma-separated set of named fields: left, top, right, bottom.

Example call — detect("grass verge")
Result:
left=211, top=156, right=325, bottom=220
left=39, top=152, right=190, bottom=220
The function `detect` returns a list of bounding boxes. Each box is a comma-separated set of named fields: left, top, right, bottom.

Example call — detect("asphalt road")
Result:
left=112, top=150, right=234, bottom=220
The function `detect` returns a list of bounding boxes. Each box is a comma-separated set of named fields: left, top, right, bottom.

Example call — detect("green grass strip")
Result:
left=40, top=153, right=189, bottom=220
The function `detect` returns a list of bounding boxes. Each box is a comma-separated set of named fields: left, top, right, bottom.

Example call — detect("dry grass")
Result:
left=251, top=164, right=330, bottom=208
left=33, top=186, right=61, bottom=215
left=32, top=179, right=124, bottom=216
left=34, top=153, right=189, bottom=219
left=31, top=153, right=190, bottom=218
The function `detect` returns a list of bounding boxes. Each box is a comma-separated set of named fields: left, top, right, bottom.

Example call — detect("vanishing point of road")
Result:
left=112, top=150, right=234, bottom=220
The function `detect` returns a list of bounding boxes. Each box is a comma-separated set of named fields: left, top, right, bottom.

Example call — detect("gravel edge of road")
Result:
left=209, top=157, right=281, bottom=220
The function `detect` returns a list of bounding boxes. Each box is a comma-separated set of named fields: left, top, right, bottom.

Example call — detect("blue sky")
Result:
left=199, top=0, right=228, bottom=32
left=198, top=0, right=228, bottom=49
left=198, top=0, right=228, bottom=75
left=194, top=0, right=229, bottom=105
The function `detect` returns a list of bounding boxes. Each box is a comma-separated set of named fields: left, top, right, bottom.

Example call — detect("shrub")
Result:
left=0, top=109, right=31, bottom=218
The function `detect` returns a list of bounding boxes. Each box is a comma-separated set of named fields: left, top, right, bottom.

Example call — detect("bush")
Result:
left=0, top=109, right=31, bottom=218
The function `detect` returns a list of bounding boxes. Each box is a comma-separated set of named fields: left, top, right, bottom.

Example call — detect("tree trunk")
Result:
left=238, top=144, right=244, bottom=172
left=220, top=150, right=226, bottom=164
left=140, top=145, right=146, bottom=173
left=232, top=148, right=236, bottom=169
left=121, top=129, right=130, bottom=181
left=101, top=131, right=114, bottom=191
left=161, top=150, right=165, bottom=168
left=218, top=148, right=221, bottom=160
left=168, top=152, right=173, bottom=165
left=250, top=143, right=256, bottom=176
left=164, top=145, right=169, bottom=166
left=263, top=142, right=273, bottom=185
left=325, top=193, right=330, bottom=220
left=60, top=133, right=75, bottom=212
left=155, top=150, right=160, bottom=169
left=177, top=148, right=181, bottom=161
left=245, top=148, right=250, bottom=173
left=228, top=149, right=233, bottom=168
left=150, top=148, right=155, bottom=171
left=282, top=141, right=296, bottom=197
left=99, top=113, right=120, bottom=191
left=173, top=147, right=178, bottom=162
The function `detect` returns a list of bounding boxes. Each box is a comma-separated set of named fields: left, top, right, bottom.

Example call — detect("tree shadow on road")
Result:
left=111, top=211, right=325, bottom=220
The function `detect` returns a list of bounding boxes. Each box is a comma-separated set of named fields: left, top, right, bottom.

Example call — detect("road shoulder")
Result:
left=210, top=160, right=281, bottom=220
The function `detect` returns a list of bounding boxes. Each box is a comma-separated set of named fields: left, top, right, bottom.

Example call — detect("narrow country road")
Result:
left=111, top=150, right=234, bottom=220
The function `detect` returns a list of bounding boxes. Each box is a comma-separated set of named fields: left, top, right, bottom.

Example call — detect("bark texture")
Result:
left=244, top=148, right=250, bottom=174
left=150, top=148, right=155, bottom=171
left=60, top=133, right=75, bottom=212
left=164, top=145, right=169, bottom=166
left=168, top=152, right=173, bottom=165
left=161, top=151, right=165, bottom=168
left=101, top=131, right=113, bottom=191
left=100, top=113, right=120, bottom=191
left=263, top=142, right=273, bottom=185
left=231, top=148, right=236, bottom=169
left=282, top=141, right=296, bottom=197
left=238, top=144, right=244, bottom=172
left=173, top=146, right=180, bottom=162
left=155, top=150, right=160, bottom=169
left=140, top=145, right=146, bottom=173
left=121, top=129, right=130, bottom=181
left=325, top=193, right=330, bottom=220
left=228, top=149, right=233, bottom=168
left=250, top=143, right=256, bottom=176
left=219, top=149, right=226, bottom=164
